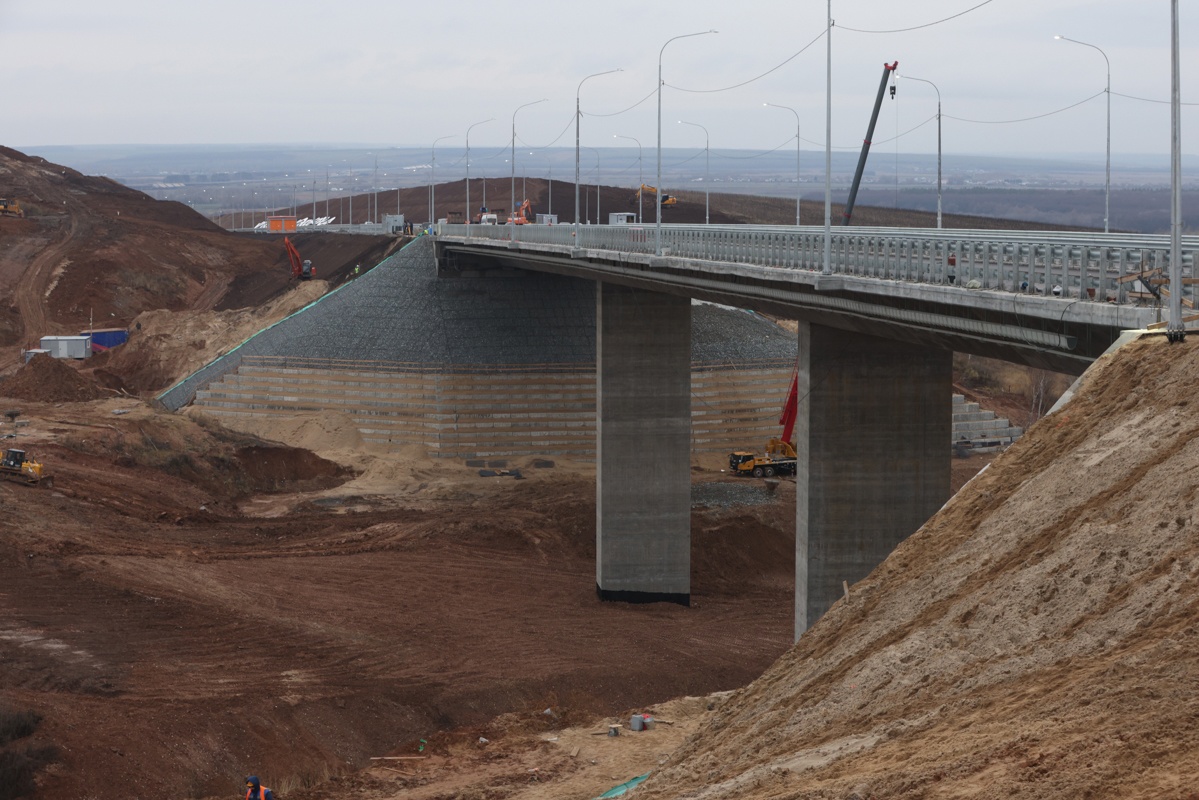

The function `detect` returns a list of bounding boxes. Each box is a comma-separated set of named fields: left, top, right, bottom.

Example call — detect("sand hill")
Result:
left=625, top=334, right=1199, bottom=799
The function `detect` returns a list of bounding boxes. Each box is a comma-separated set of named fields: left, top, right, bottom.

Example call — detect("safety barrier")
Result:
left=440, top=222, right=1197, bottom=305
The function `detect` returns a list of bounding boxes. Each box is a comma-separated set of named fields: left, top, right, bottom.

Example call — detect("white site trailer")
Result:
left=39, top=336, right=92, bottom=359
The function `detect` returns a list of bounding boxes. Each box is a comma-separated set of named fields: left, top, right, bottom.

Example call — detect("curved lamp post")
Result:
left=576, top=69, right=622, bottom=241
left=764, top=102, right=801, bottom=225
left=677, top=120, right=709, bottom=224
left=1055, top=34, right=1110, bottom=233
left=614, top=134, right=642, bottom=221
left=430, top=134, right=453, bottom=225
left=465, top=118, right=494, bottom=228
left=657, top=30, right=717, bottom=255
left=899, top=75, right=942, bottom=229
left=511, top=99, right=548, bottom=225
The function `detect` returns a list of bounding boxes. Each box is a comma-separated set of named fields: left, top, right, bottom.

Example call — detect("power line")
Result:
left=799, top=113, right=937, bottom=150
left=945, top=90, right=1104, bottom=124
left=1112, top=90, right=1199, bottom=107
left=838, top=0, right=996, bottom=33
left=665, top=29, right=826, bottom=94
left=516, top=113, right=577, bottom=150
left=713, top=137, right=799, bottom=160
left=585, top=86, right=658, bottom=118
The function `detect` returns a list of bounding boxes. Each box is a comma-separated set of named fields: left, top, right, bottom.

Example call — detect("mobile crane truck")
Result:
left=729, top=369, right=800, bottom=478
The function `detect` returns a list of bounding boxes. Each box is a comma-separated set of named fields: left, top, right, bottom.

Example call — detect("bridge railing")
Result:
left=438, top=223, right=1196, bottom=306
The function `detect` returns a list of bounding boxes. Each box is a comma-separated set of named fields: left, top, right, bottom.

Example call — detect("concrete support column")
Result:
left=596, top=282, right=692, bottom=604
left=795, top=323, right=951, bottom=637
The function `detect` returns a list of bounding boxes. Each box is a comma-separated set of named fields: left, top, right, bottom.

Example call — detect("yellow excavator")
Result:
left=633, top=184, right=677, bottom=207
left=0, top=448, right=52, bottom=487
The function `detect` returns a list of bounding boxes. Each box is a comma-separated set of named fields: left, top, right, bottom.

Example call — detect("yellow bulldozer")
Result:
left=1, top=448, right=52, bottom=487
left=0, top=198, right=24, bottom=218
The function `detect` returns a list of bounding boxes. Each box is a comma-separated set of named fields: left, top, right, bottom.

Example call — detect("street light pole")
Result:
left=512, top=99, right=548, bottom=225
left=678, top=120, right=709, bottom=224
left=576, top=69, right=621, bottom=241
left=465, top=118, right=494, bottom=228
left=1168, top=0, right=1184, bottom=341
left=1055, top=35, right=1110, bottom=234
left=657, top=30, right=717, bottom=255
left=430, top=135, right=453, bottom=225
left=823, top=0, right=832, bottom=275
left=614, top=134, right=642, bottom=222
left=901, top=75, right=942, bottom=229
left=582, top=146, right=600, bottom=223
left=764, top=102, right=801, bottom=225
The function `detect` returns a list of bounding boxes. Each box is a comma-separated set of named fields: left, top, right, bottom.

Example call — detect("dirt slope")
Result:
left=0, top=147, right=390, bottom=377
left=604, top=334, right=1199, bottom=800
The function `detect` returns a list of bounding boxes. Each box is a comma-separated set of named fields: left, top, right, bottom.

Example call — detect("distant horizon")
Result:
left=17, top=142, right=1199, bottom=164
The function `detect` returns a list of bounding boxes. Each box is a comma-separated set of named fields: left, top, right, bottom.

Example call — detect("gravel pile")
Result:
left=162, top=236, right=797, bottom=409
left=691, top=481, right=783, bottom=509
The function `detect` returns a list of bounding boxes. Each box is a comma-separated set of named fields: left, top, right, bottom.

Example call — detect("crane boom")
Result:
left=842, top=61, right=898, bottom=226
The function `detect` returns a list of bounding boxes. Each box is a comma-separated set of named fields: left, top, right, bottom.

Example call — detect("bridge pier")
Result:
left=596, top=282, right=692, bottom=605
left=795, top=324, right=951, bottom=637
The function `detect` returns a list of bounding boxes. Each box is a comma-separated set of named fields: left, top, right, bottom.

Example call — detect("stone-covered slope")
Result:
left=160, top=235, right=797, bottom=409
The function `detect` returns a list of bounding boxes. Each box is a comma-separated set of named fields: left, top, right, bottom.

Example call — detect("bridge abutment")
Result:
left=795, top=324, right=951, bottom=637
left=596, top=282, right=692, bottom=605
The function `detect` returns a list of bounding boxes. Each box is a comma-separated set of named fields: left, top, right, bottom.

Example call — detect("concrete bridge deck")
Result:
left=436, top=223, right=1184, bottom=374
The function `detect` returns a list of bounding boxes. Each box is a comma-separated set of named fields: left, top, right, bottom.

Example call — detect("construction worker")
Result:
left=354, top=263, right=361, bottom=277
left=244, top=775, right=275, bottom=800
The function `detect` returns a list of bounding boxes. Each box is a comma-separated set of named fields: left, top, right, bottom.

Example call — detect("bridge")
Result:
left=435, top=222, right=1191, bottom=637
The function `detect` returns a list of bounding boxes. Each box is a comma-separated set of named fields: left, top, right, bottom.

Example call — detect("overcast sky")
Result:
left=5, top=0, right=1197, bottom=161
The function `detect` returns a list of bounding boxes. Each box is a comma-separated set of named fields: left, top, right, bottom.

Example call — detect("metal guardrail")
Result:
left=438, top=222, right=1196, bottom=305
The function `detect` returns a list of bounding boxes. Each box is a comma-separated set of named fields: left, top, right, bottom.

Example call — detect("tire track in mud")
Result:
left=8, top=211, right=87, bottom=368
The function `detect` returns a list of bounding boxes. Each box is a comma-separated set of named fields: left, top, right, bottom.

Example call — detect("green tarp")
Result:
left=596, top=773, right=650, bottom=798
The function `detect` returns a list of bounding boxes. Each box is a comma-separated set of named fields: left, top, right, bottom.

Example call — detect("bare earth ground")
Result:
left=0, top=145, right=1087, bottom=800
left=0, top=387, right=796, bottom=800
left=277, top=342, right=1199, bottom=800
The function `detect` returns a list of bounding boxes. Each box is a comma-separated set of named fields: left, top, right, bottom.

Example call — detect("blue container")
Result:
left=80, top=328, right=128, bottom=348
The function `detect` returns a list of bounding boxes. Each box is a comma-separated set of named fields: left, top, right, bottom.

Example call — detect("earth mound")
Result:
left=1, top=353, right=103, bottom=402
left=0, top=146, right=393, bottom=378
left=631, top=333, right=1199, bottom=799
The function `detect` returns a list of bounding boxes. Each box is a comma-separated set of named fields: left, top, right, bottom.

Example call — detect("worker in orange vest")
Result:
left=244, top=775, right=275, bottom=800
